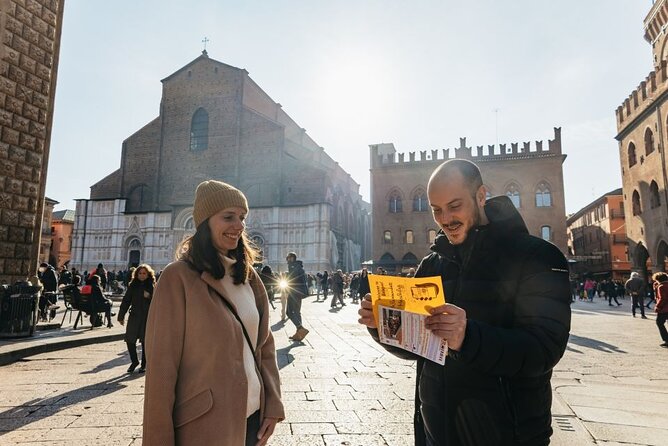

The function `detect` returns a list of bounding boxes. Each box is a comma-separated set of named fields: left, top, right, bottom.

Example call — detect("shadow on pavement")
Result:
left=270, top=320, right=287, bottom=332
left=0, top=373, right=142, bottom=435
left=80, top=352, right=129, bottom=375
left=568, top=334, right=626, bottom=353
left=276, top=343, right=305, bottom=369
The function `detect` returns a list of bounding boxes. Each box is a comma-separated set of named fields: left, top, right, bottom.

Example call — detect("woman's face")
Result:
left=208, top=206, right=246, bottom=255
left=137, top=268, right=149, bottom=281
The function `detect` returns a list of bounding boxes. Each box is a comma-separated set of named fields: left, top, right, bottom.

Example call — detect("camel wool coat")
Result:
left=142, top=260, right=284, bottom=446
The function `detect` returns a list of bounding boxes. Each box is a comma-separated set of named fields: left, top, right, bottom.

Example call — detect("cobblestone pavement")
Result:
left=0, top=294, right=666, bottom=445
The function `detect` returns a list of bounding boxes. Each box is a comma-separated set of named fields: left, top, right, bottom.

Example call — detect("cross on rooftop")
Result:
left=202, top=37, right=210, bottom=52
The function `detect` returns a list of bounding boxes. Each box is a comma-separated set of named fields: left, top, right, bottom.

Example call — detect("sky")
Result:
left=46, top=1, right=654, bottom=215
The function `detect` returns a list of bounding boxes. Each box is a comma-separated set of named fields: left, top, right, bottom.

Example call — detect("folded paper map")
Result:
left=369, top=275, right=448, bottom=364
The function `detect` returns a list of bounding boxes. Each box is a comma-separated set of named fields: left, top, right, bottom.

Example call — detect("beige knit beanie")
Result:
left=192, top=180, right=248, bottom=227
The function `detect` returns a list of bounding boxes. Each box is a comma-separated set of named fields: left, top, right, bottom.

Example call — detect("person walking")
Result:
left=652, top=272, right=668, bottom=348
left=285, top=252, right=309, bottom=342
left=330, top=269, right=345, bottom=308
left=606, top=279, right=622, bottom=306
left=356, top=268, right=370, bottom=305
left=118, top=264, right=155, bottom=373
left=626, top=272, right=647, bottom=318
left=320, top=270, right=329, bottom=302
left=143, top=180, right=284, bottom=445
left=358, top=159, right=571, bottom=445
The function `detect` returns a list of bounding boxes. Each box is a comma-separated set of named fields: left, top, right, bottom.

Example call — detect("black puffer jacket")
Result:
left=371, top=196, right=571, bottom=446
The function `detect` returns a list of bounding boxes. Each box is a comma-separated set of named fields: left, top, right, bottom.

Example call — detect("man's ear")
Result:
left=476, top=185, right=487, bottom=206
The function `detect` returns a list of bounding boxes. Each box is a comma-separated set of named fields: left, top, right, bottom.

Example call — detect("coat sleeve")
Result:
left=250, top=270, right=285, bottom=421
left=117, top=288, right=132, bottom=321
left=452, top=241, right=572, bottom=378
left=142, top=263, right=187, bottom=446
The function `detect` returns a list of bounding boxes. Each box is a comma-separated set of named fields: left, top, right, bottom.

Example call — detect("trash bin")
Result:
left=0, top=283, right=40, bottom=338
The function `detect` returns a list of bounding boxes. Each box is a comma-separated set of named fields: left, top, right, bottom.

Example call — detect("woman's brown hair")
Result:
left=176, top=220, right=260, bottom=284
left=130, top=264, right=157, bottom=289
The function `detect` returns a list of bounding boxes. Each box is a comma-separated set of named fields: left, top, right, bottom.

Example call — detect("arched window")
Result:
left=650, top=181, right=661, bottom=209
left=184, top=216, right=195, bottom=230
left=383, top=230, right=392, bottom=244
left=412, top=191, right=428, bottom=212
left=405, top=230, right=414, bottom=244
left=535, top=182, right=552, bottom=207
left=632, top=190, right=642, bottom=215
left=388, top=191, right=402, bottom=213
left=428, top=229, right=437, bottom=244
left=505, top=184, right=521, bottom=208
left=190, top=108, right=209, bottom=151
left=644, top=128, right=655, bottom=155
left=541, top=226, right=552, bottom=241
left=628, top=142, right=637, bottom=167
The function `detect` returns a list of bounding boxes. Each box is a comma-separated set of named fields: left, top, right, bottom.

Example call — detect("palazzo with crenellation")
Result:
left=369, top=128, right=568, bottom=273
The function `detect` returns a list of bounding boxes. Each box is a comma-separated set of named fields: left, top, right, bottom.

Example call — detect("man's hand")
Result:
left=425, top=304, right=467, bottom=351
left=357, top=293, right=377, bottom=329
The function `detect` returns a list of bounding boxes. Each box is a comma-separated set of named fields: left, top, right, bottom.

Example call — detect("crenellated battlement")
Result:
left=616, top=60, right=668, bottom=131
left=369, top=127, right=562, bottom=168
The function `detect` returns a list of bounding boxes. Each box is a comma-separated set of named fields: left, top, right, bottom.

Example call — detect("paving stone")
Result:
left=323, top=433, right=388, bottom=445
left=284, top=410, right=359, bottom=423
left=268, top=434, right=325, bottom=445
left=332, top=399, right=383, bottom=411
left=334, top=422, right=413, bottom=435
left=283, top=400, right=337, bottom=411
left=290, top=422, right=337, bottom=434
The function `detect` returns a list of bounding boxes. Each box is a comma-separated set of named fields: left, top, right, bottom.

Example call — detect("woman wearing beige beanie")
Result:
left=143, top=180, right=284, bottom=446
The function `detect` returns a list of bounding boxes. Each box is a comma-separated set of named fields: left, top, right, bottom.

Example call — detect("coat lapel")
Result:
left=200, top=271, right=234, bottom=308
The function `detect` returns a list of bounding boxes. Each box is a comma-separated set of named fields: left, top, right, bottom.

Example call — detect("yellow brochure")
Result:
left=368, top=275, right=446, bottom=327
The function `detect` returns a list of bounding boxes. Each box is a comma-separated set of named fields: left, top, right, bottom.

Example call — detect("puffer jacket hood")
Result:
left=431, top=195, right=528, bottom=254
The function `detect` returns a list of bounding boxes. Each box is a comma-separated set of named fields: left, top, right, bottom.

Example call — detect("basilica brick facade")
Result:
left=0, top=0, right=64, bottom=283
left=370, top=128, right=568, bottom=273
left=615, top=0, right=668, bottom=279
left=72, top=52, right=370, bottom=274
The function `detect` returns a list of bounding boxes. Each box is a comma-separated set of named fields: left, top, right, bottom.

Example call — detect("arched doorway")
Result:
left=127, top=238, right=141, bottom=268
left=379, top=252, right=396, bottom=273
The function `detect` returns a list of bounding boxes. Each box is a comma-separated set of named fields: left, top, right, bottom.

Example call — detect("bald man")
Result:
left=359, top=159, right=571, bottom=446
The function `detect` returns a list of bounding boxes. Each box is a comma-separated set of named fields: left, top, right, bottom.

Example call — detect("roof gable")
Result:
left=161, top=50, right=242, bottom=83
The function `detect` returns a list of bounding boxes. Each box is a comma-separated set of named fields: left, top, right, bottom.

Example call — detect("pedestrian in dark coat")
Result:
left=118, top=264, right=155, bottom=373
left=357, top=268, right=370, bottom=304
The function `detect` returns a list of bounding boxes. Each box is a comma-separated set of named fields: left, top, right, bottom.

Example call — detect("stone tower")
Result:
left=0, top=0, right=65, bottom=283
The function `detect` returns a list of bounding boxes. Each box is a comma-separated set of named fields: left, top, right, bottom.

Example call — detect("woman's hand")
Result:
left=255, top=417, right=279, bottom=446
